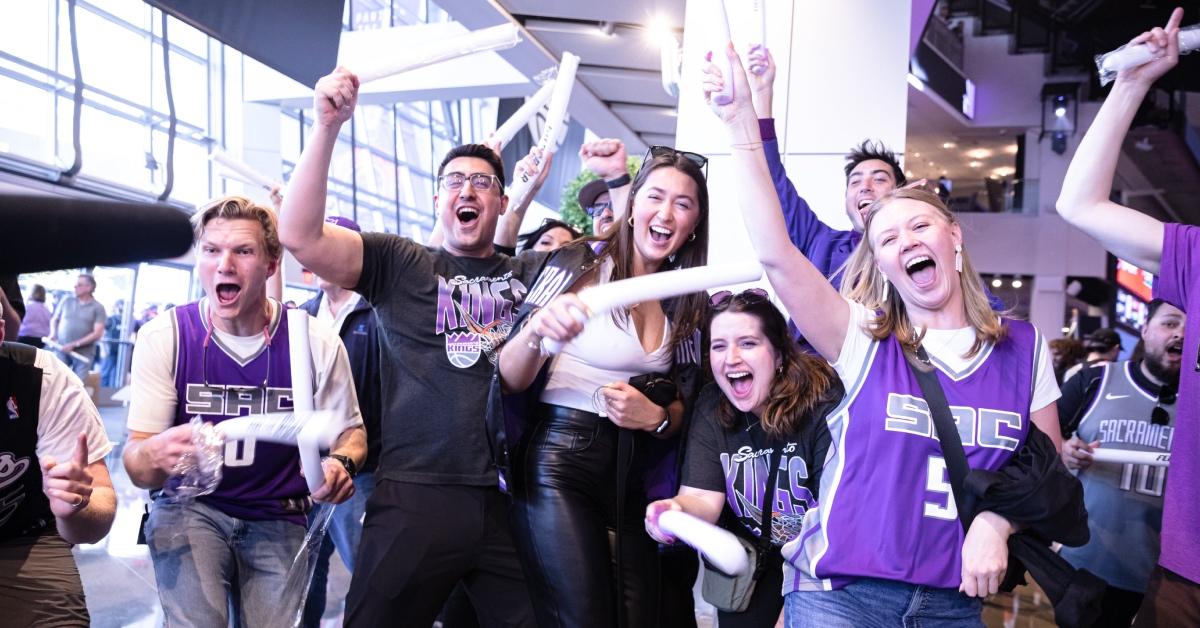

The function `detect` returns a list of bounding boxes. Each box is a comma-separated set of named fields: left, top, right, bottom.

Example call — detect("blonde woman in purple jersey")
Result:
left=701, top=48, right=1078, bottom=628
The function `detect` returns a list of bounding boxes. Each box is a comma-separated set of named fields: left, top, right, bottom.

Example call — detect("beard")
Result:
left=1142, top=348, right=1181, bottom=387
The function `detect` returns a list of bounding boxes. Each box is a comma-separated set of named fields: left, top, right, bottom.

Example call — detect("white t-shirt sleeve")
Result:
left=309, top=319, right=364, bottom=433
left=35, top=349, right=112, bottom=464
left=126, top=313, right=179, bottom=434
left=1031, top=332, right=1061, bottom=412
left=830, top=298, right=877, bottom=382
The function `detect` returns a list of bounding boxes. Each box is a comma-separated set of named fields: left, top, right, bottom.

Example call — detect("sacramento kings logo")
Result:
left=445, top=331, right=482, bottom=368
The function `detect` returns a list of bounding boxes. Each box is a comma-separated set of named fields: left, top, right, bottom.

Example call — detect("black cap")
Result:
left=577, top=179, right=609, bottom=210
left=1083, top=328, right=1121, bottom=352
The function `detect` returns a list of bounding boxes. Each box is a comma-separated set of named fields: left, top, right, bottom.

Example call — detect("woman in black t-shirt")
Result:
left=645, top=289, right=842, bottom=628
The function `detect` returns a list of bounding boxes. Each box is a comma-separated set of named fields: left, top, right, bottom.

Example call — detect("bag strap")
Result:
left=904, top=345, right=973, bottom=532
left=749, top=439, right=784, bottom=579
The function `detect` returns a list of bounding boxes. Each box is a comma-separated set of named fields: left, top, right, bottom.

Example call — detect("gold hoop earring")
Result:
left=627, top=216, right=634, bottom=228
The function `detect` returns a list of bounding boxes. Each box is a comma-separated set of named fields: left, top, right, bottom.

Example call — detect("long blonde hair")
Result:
left=839, top=188, right=1004, bottom=357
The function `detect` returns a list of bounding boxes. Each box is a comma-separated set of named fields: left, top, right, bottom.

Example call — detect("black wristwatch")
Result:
left=328, top=453, right=358, bottom=478
left=605, top=173, right=631, bottom=189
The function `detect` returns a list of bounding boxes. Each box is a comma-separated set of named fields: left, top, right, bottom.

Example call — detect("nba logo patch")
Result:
left=445, top=331, right=482, bottom=369
left=5, top=396, right=17, bottom=420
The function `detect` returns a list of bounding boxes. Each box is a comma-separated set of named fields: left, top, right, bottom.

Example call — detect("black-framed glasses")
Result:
left=437, top=172, right=502, bottom=193
left=586, top=200, right=613, bottom=217
left=710, top=288, right=769, bottom=310
left=1151, top=385, right=1177, bottom=426
left=643, top=145, right=709, bottom=178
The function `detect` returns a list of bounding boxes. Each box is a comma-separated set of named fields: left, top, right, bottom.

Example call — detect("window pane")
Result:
left=0, top=0, right=52, bottom=67
left=152, top=46, right=209, bottom=127
left=75, top=7, right=150, bottom=106
left=0, top=75, right=56, bottom=163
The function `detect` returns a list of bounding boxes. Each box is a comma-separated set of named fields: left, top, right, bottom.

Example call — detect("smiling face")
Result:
left=1142, top=302, right=1186, bottom=384
left=845, top=159, right=898, bottom=232
left=710, top=311, right=781, bottom=418
left=532, top=226, right=575, bottom=253
left=591, top=190, right=615, bottom=235
left=435, top=156, right=508, bottom=257
left=629, top=166, right=701, bottom=273
left=867, top=197, right=963, bottom=319
left=196, top=217, right=277, bottom=334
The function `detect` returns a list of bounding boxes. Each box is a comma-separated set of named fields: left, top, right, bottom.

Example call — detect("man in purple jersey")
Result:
left=122, top=196, right=366, bottom=627
left=1058, top=9, right=1200, bottom=625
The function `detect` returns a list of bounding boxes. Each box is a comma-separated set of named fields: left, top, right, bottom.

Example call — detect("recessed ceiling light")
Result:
left=942, top=142, right=956, bottom=149
left=966, top=148, right=992, bottom=160
left=969, top=161, right=982, bottom=168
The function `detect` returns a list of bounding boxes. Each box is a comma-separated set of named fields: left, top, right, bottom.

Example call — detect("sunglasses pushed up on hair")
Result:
left=709, top=288, right=769, bottom=310
left=643, top=145, right=709, bottom=178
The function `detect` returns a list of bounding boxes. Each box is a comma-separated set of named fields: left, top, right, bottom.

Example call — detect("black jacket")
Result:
left=484, top=241, right=706, bottom=498
left=301, top=293, right=383, bottom=472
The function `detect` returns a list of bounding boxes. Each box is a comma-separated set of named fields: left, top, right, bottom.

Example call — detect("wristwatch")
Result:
left=604, top=173, right=632, bottom=189
left=653, top=410, right=671, bottom=435
left=328, top=453, right=358, bottom=478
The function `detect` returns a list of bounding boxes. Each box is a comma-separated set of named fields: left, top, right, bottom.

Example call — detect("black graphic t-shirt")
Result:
left=682, top=382, right=838, bottom=546
left=356, top=233, right=546, bottom=485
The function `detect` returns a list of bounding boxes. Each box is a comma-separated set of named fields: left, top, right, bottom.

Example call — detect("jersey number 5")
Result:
left=924, top=456, right=958, bottom=521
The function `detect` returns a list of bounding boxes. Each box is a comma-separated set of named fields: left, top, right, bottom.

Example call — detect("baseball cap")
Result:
left=1083, top=328, right=1120, bottom=352
left=577, top=179, right=609, bottom=211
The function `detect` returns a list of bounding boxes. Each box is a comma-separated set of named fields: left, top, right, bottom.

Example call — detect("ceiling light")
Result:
left=1003, top=143, right=1019, bottom=155
left=969, top=161, right=982, bottom=168
left=991, top=278, right=1003, bottom=288
left=966, top=148, right=992, bottom=160
left=644, top=16, right=675, bottom=47
left=991, top=166, right=1015, bottom=178
left=1054, top=106, right=1067, bottom=118
left=905, top=170, right=914, bottom=178
left=907, top=73, right=925, bottom=92
left=913, top=152, right=921, bottom=158
left=942, top=142, right=956, bottom=149
left=1012, top=279, right=1024, bottom=288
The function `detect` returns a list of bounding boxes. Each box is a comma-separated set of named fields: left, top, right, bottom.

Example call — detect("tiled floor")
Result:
left=78, top=405, right=1056, bottom=627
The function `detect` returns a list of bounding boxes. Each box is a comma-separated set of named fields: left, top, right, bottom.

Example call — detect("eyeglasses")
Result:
left=1151, top=385, right=1176, bottom=426
left=586, top=200, right=613, bottom=217
left=437, top=172, right=502, bottom=193
left=710, top=288, right=770, bottom=310
left=643, top=145, right=709, bottom=178
left=202, top=306, right=272, bottom=391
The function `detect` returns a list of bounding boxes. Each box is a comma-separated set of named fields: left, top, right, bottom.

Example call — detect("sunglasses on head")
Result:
left=710, top=288, right=769, bottom=310
left=1151, top=385, right=1177, bottom=426
left=643, top=145, right=709, bottom=178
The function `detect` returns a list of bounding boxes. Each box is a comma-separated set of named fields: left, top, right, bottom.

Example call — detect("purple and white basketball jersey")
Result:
left=784, top=320, right=1039, bottom=591
left=172, top=302, right=308, bottom=524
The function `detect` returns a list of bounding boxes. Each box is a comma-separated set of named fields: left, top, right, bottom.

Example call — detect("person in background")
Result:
left=50, top=274, right=106, bottom=380
left=1062, top=328, right=1122, bottom=382
left=17, top=284, right=51, bottom=349
left=517, top=219, right=580, bottom=254
left=1050, top=337, right=1089, bottom=385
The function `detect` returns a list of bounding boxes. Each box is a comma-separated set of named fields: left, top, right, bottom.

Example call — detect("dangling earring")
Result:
left=627, top=216, right=634, bottom=228
left=954, top=244, right=963, bottom=273
left=668, top=253, right=677, bottom=264
left=880, top=272, right=890, bottom=301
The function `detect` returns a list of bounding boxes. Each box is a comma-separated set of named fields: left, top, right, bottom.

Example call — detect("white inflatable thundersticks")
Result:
left=541, top=262, right=764, bottom=354
left=505, top=52, right=580, bottom=211
left=658, top=510, right=749, bottom=575
left=491, top=79, right=556, bottom=149
left=210, top=148, right=278, bottom=192
left=1095, top=23, right=1199, bottom=85
left=355, top=23, right=521, bottom=83
left=747, top=0, right=767, bottom=75
left=1089, top=448, right=1171, bottom=468
left=708, top=0, right=735, bottom=104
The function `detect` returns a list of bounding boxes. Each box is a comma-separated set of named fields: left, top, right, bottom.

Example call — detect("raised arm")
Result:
left=580, top=138, right=631, bottom=224
left=495, top=147, right=555, bottom=250
left=1056, top=9, right=1182, bottom=274
left=278, top=67, right=364, bottom=290
left=704, top=45, right=849, bottom=362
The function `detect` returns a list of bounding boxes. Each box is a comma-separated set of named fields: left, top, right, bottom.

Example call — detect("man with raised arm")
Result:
left=1056, top=8, right=1199, bottom=624
left=278, top=67, right=538, bottom=627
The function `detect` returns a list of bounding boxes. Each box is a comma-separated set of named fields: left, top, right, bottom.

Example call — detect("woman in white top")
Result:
left=498, top=147, right=710, bottom=628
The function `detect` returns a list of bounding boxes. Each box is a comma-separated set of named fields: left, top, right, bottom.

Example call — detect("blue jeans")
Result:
left=784, top=578, right=984, bottom=628
left=58, top=350, right=91, bottom=382
left=302, top=472, right=374, bottom=627
left=146, top=495, right=307, bottom=628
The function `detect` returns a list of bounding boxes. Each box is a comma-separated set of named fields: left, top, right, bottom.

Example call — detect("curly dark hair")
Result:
left=844, top=139, right=906, bottom=187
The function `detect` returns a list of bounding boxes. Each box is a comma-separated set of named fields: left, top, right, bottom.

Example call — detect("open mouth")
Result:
left=905, top=255, right=937, bottom=288
left=726, top=371, right=754, bottom=398
left=215, top=283, right=241, bottom=305
left=858, top=198, right=874, bottom=210
left=649, top=225, right=673, bottom=244
left=455, top=205, right=480, bottom=226
left=1166, top=342, right=1183, bottom=358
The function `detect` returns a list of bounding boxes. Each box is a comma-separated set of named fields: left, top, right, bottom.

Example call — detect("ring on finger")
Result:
left=71, top=494, right=86, bottom=509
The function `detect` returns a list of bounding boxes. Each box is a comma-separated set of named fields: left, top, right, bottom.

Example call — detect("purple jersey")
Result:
left=171, top=302, right=308, bottom=525
left=785, top=320, right=1039, bottom=591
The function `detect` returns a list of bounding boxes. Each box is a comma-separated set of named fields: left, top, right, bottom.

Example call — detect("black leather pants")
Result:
left=511, top=404, right=660, bottom=628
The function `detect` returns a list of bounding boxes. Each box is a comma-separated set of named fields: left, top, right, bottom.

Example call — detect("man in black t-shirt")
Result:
left=280, top=67, right=541, bottom=627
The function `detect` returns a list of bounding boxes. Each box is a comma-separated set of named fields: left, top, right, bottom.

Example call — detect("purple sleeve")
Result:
left=760, top=119, right=842, bottom=274
left=1153, top=223, right=1195, bottom=311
